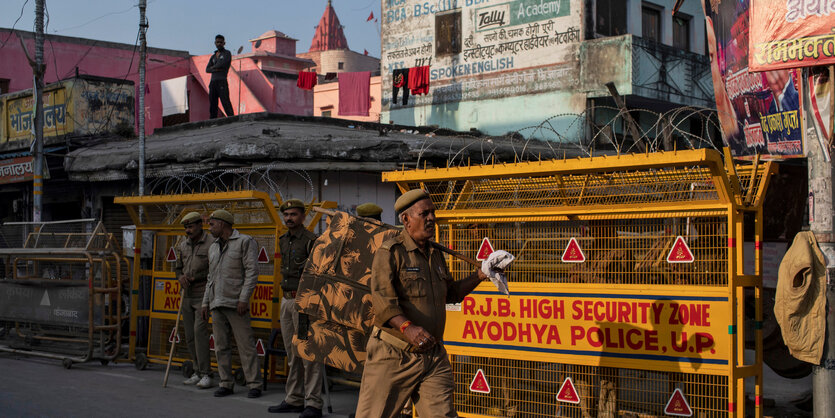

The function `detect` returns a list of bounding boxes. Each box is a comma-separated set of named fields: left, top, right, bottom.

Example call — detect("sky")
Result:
left=0, top=0, right=382, bottom=57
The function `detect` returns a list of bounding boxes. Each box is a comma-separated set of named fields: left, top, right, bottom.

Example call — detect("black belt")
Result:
left=282, top=290, right=297, bottom=299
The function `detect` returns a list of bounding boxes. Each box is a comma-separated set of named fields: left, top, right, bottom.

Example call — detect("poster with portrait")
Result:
left=750, top=0, right=835, bottom=72
left=807, top=66, right=834, bottom=158
left=704, top=0, right=805, bottom=158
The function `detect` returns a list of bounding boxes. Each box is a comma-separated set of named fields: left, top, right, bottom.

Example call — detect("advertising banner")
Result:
left=807, top=66, right=834, bottom=154
left=750, top=0, right=835, bottom=72
left=704, top=0, right=805, bottom=158
left=382, top=0, right=583, bottom=107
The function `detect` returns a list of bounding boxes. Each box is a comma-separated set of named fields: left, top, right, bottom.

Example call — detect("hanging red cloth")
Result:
left=408, top=66, right=429, bottom=95
left=338, top=71, right=371, bottom=116
left=297, top=71, right=318, bottom=90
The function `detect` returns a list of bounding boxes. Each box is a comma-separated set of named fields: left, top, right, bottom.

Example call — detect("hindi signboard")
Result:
left=750, top=0, right=835, bottom=72
left=0, top=156, right=49, bottom=185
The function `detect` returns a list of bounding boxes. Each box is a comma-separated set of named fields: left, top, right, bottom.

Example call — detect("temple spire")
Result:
left=309, top=0, right=348, bottom=52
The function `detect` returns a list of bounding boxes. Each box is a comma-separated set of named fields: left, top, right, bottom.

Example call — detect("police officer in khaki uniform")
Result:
left=355, top=190, right=488, bottom=418
left=175, top=212, right=214, bottom=389
left=268, top=199, right=323, bottom=418
left=200, top=209, right=263, bottom=398
left=356, top=202, right=383, bottom=221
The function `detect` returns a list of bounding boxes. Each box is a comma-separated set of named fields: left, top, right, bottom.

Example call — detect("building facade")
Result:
left=379, top=0, right=713, bottom=142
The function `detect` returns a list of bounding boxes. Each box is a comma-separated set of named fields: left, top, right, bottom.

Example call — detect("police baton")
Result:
left=163, top=288, right=185, bottom=388
left=312, top=207, right=481, bottom=268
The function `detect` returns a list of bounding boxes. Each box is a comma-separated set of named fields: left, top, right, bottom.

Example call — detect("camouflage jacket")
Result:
left=202, top=229, right=259, bottom=310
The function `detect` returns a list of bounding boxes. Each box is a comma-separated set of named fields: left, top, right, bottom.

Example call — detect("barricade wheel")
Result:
left=234, top=368, right=245, bottom=386
left=135, top=353, right=148, bottom=370
left=100, top=359, right=110, bottom=366
left=182, top=360, right=194, bottom=378
left=62, top=358, right=73, bottom=369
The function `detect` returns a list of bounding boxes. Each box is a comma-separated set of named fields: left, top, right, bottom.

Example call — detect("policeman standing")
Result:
left=356, top=202, right=383, bottom=221
left=355, top=189, right=488, bottom=418
left=268, top=199, right=323, bottom=418
left=175, top=212, right=213, bottom=389
left=201, top=209, right=262, bottom=398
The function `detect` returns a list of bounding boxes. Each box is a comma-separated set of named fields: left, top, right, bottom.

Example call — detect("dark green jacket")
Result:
left=279, top=228, right=317, bottom=291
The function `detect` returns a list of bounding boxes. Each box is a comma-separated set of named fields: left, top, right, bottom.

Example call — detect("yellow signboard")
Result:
left=151, top=276, right=275, bottom=329
left=6, top=87, right=71, bottom=140
left=445, top=283, right=730, bottom=374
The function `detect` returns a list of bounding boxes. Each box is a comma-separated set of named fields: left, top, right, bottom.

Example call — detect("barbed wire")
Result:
left=145, top=105, right=724, bottom=199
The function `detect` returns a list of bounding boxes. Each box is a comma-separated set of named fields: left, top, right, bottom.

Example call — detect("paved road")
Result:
left=0, top=352, right=359, bottom=418
left=0, top=349, right=813, bottom=417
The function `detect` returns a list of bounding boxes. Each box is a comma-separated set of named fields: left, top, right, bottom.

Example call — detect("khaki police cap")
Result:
left=210, top=209, right=234, bottom=225
left=394, top=189, right=430, bottom=213
left=280, top=199, right=305, bottom=213
left=180, top=211, right=203, bottom=225
left=356, top=203, right=383, bottom=217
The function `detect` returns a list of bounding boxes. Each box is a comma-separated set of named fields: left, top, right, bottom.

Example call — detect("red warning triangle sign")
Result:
left=468, top=369, right=491, bottom=394
left=556, top=377, right=581, bottom=404
left=666, top=236, right=695, bottom=263
left=257, top=247, right=270, bottom=263
left=166, top=247, right=178, bottom=262
left=561, top=238, right=586, bottom=263
left=168, top=327, right=181, bottom=343
left=476, top=237, right=494, bottom=261
left=255, top=338, right=266, bottom=356
left=209, top=334, right=215, bottom=351
left=664, top=388, right=693, bottom=417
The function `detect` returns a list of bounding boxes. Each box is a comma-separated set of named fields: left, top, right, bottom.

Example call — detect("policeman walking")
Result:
left=355, top=190, right=489, bottom=418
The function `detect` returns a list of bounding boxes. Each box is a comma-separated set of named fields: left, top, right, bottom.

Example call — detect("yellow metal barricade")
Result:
left=114, top=191, right=334, bottom=377
left=383, top=149, right=773, bottom=417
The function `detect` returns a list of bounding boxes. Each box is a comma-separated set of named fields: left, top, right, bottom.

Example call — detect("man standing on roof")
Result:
left=175, top=212, right=213, bottom=389
left=268, top=199, right=323, bottom=418
left=355, top=189, right=489, bottom=418
left=206, top=34, right=235, bottom=119
left=201, top=209, right=262, bottom=398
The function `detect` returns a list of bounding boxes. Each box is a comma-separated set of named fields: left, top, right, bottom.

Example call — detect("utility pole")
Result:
left=32, top=0, right=45, bottom=222
left=807, top=66, right=835, bottom=417
left=138, top=0, right=147, bottom=201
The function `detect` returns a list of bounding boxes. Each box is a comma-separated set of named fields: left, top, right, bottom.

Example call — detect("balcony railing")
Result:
left=631, top=36, right=714, bottom=108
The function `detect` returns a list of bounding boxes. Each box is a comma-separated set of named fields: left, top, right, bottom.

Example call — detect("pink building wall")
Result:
left=0, top=29, right=190, bottom=136
left=313, top=76, right=381, bottom=122
left=1, top=29, right=314, bottom=137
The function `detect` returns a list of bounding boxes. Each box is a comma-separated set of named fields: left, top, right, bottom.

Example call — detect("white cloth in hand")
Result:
left=481, top=250, right=514, bottom=295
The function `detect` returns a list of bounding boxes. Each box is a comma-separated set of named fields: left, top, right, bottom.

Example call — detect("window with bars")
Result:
left=435, top=10, right=462, bottom=56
